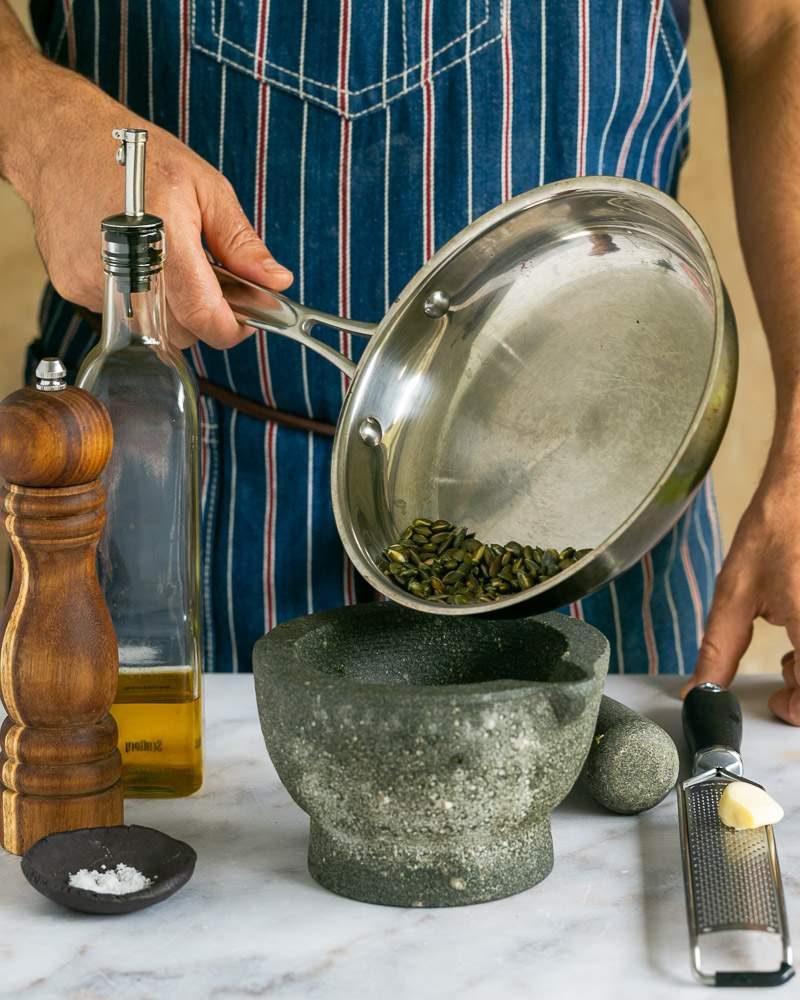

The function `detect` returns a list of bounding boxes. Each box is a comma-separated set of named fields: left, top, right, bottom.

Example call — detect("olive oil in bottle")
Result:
left=78, top=128, right=203, bottom=797
left=113, top=667, right=202, bottom=797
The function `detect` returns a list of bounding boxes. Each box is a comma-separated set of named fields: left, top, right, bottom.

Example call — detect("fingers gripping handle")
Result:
left=683, top=683, right=743, bottom=775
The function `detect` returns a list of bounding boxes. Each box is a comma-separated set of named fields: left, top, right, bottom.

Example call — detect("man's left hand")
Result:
left=681, top=459, right=800, bottom=724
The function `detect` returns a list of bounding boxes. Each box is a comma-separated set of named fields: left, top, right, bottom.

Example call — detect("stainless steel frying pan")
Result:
left=213, top=176, right=737, bottom=616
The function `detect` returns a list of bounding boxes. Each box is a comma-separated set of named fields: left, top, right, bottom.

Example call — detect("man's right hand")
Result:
left=0, top=4, right=292, bottom=349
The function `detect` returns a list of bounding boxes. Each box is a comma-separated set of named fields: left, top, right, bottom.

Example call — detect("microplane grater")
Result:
left=678, top=683, right=794, bottom=987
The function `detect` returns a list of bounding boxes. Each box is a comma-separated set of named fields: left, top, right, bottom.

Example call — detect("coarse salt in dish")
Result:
left=68, top=863, right=152, bottom=894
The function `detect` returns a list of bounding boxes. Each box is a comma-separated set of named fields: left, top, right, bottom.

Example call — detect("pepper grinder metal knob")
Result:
left=0, top=359, right=123, bottom=854
left=35, top=358, right=68, bottom=391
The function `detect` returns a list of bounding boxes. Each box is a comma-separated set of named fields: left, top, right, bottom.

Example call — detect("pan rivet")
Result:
left=423, top=290, right=450, bottom=318
left=358, top=417, right=382, bottom=446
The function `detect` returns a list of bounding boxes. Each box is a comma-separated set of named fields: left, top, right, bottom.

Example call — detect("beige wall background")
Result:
left=0, top=1, right=785, bottom=676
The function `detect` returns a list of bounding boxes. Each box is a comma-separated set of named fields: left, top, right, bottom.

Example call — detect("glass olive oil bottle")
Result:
left=78, top=128, right=203, bottom=796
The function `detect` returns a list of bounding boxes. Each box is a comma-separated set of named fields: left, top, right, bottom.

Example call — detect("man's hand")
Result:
left=0, top=4, right=292, bottom=349
left=682, top=462, right=800, bottom=724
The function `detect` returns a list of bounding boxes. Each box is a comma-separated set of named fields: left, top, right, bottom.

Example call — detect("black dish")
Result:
left=21, top=825, right=196, bottom=915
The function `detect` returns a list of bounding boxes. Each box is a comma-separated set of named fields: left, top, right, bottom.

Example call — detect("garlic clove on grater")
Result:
left=719, top=781, right=784, bottom=831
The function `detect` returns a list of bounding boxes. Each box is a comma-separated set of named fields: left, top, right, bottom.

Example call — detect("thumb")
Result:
left=201, top=177, right=293, bottom=290
left=680, top=573, right=755, bottom=698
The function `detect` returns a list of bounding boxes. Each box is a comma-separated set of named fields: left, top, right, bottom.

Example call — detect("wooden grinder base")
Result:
left=0, top=378, right=123, bottom=855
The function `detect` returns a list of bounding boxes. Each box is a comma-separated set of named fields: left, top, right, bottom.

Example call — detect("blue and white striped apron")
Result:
left=28, top=0, right=721, bottom=674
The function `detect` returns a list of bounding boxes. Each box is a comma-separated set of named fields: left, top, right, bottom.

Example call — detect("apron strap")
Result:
left=198, top=378, right=336, bottom=437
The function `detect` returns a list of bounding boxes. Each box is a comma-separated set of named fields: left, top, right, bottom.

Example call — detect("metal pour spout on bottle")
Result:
left=77, top=128, right=203, bottom=798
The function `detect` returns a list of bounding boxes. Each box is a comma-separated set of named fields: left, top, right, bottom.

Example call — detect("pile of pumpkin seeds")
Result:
left=377, top=518, right=592, bottom=605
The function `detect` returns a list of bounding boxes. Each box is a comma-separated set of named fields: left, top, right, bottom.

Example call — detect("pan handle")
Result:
left=212, top=263, right=376, bottom=379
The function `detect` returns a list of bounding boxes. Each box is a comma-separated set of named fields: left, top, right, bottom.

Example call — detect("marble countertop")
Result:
left=2, top=673, right=799, bottom=1000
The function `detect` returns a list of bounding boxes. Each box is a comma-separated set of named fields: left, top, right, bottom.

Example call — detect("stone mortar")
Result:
left=253, top=604, right=609, bottom=907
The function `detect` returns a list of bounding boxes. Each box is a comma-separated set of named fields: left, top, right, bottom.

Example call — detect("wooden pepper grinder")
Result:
left=0, top=358, right=123, bottom=855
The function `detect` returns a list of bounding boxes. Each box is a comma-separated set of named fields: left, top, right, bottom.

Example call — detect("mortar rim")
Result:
left=253, top=605, right=610, bottom=704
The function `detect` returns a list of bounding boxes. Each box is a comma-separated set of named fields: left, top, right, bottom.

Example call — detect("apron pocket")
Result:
left=190, top=0, right=503, bottom=119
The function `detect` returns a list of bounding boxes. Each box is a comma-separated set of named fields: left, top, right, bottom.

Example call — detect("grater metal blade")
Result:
left=678, top=683, right=794, bottom=987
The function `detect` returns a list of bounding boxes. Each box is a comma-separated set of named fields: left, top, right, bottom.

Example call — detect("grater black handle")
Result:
left=683, top=683, right=742, bottom=758
left=714, top=962, right=795, bottom=987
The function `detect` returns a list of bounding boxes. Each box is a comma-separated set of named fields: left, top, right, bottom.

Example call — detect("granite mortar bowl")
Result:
left=253, top=604, right=609, bottom=907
